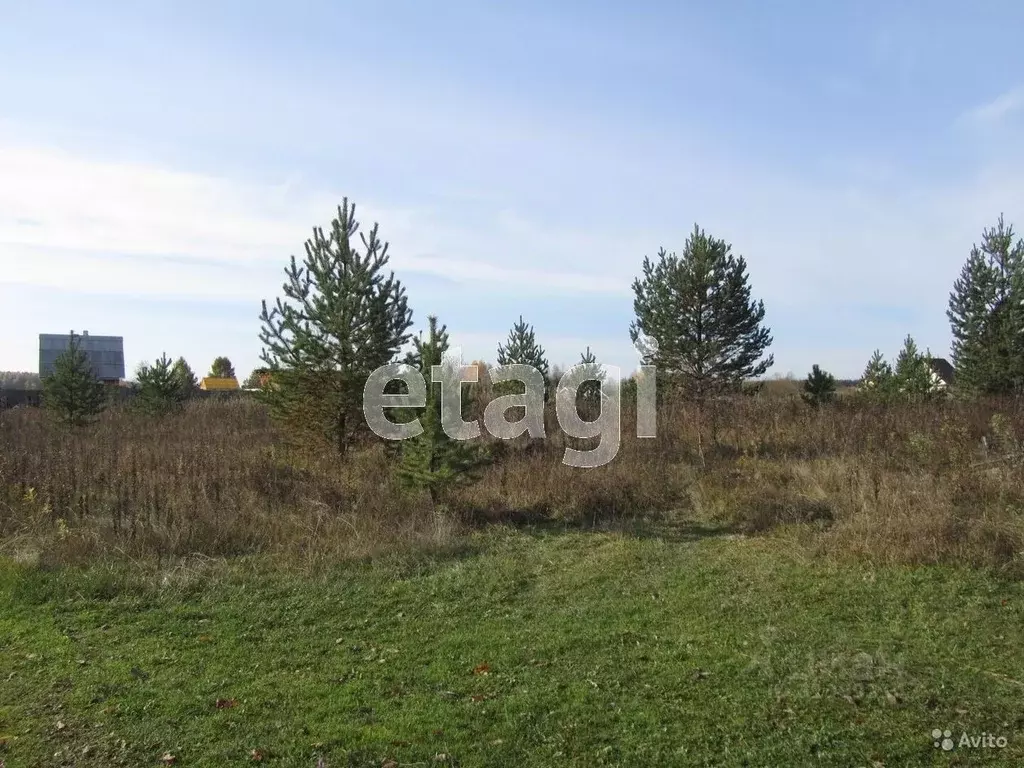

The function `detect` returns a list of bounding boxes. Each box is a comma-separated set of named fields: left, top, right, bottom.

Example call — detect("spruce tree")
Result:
left=259, top=199, right=414, bottom=455
left=629, top=225, right=773, bottom=402
left=171, top=357, right=198, bottom=400
left=136, top=354, right=183, bottom=415
left=495, top=315, right=550, bottom=402
left=801, top=364, right=836, bottom=407
left=209, top=356, right=236, bottom=379
left=947, top=215, right=1024, bottom=395
left=41, top=334, right=106, bottom=427
left=398, top=316, right=484, bottom=511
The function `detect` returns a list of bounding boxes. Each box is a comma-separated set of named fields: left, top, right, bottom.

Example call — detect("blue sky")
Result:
left=2, top=1, right=1024, bottom=380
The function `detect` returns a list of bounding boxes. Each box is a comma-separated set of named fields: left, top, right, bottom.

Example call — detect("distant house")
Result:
left=39, top=331, right=125, bottom=384
left=0, top=389, right=42, bottom=409
left=199, top=376, right=239, bottom=391
left=928, top=358, right=955, bottom=389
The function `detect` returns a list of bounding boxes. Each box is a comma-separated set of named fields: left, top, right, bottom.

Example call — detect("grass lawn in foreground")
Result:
left=1, top=528, right=1022, bottom=766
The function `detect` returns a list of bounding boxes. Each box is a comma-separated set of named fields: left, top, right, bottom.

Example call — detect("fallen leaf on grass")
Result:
left=198, top=634, right=214, bottom=643
left=216, top=699, right=239, bottom=710
left=160, top=753, right=176, bottom=765
left=470, top=694, right=488, bottom=703
left=472, top=663, right=491, bottom=676
left=249, top=748, right=264, bottom=761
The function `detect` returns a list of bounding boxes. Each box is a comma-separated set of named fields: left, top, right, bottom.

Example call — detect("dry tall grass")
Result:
left=1, top=392, right=1022, bottom=574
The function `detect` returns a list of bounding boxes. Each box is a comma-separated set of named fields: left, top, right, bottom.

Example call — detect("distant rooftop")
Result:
left=39, top=331, right=126, bottom=381
left=200, top=376, right=239, bottom=391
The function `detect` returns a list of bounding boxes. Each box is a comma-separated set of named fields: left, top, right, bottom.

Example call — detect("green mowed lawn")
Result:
left=1, top=529, right=1022, bottom=767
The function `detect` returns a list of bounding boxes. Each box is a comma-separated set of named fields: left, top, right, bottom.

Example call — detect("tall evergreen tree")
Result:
left=136, top=354, right=183, bottom=415
left=398, top=316, right=484, bottom=511
left=629, top=225, right=773, bottom=401
left=41, top=334, right=106, bottom=427
left=171, top=357, right=199, bottom=400
left=209, top=356, right=236, bottom=379
left=496, top=315, right=550, bottom=402
left=259, top=199, right=414, bottom=455
left=947, top=214, right=1024, bottom=395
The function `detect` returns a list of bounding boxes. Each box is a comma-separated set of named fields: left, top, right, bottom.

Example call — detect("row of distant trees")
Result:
left=835, top=214, right=1024, bottom=406
left=0, top=356, right=237, bottom=392
left=38, top=349, right=241, bottom=426
left=33, top=199, right=1024, bottom=500
left=0, top=371, right=41, bottom=390
left=254, top=200, right=1024, bottom=467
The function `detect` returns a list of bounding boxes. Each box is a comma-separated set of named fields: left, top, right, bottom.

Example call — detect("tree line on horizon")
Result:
left=33, top=199, right=1024, bottom=501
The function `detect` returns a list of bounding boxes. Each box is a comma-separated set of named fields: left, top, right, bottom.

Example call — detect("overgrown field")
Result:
left=2, top=395, right=1024, bottom=765
left=1, top=394, right=1023, bottom=573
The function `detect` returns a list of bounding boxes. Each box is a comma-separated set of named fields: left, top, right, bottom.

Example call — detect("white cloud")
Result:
left=958, top=85, right=1024, bottom=127
left=0, top=139, right=636, bottom=300
left=3, top=122, right=1024, bottom=379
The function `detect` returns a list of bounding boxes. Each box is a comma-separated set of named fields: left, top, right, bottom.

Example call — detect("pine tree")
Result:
left=209, top=356, right=236, bottom=379
left=558, top=346, right=605, bottom=406
left=859, top=349, right=894, bottom=401
left=41, top=334, right=106, bottom=427
left=398, top=316, right=484, bottom=511
left=893, top=335, right=936, bottom=400
left=629, top=225, right=773, bottom=402
left=242, top=369, right=268, bottom=389
left=801, top=364, right=836, bottom=407
left=259, top=199, right=414, bottom=455
left=947, top=215, right=1024, bottom=395
left=171, top=357, right=198, bottom=400
left=135, top=354, right=183, bottom=415
left=495, top=315, right=550, bottom=402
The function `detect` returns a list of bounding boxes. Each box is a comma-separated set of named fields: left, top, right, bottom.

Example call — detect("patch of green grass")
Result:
left=1, top=529, right=1022, bottom=766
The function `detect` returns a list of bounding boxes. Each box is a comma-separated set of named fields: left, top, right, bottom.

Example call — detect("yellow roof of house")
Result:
left=199, top=376, right=239, bottom=391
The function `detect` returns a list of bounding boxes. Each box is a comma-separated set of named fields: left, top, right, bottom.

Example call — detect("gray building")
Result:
left=39, top=331, right=126, bottom=383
